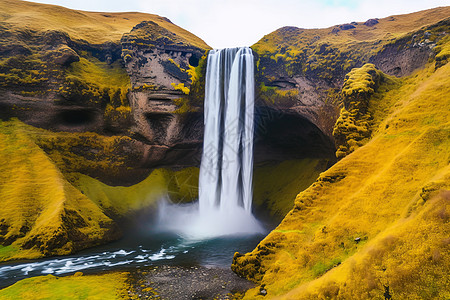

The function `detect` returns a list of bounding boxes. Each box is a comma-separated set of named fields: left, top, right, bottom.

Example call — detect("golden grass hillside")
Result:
left=232, top=60, right=450, bottom=299
left=253, top=6, right=450, bottom=90
left=254, top=7, right=450, bottom=55
left=0, top=0, right=209, bottom=47
left=0, top=120, right=120, bottom=261
left=0, top=272, right=129, bottom=300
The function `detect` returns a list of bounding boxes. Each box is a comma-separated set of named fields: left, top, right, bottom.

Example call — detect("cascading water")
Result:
left=156, top=47, right=264, bottom=239
left=199, top=47, right=254, bottom=214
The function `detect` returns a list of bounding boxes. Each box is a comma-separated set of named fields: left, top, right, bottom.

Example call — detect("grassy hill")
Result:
left=252, top=6, right=450, bottom=91
left=0, top=0, right=208, bottom=48
left=0, top=119, right=120, bottom=261
left=233, top=58, right=450, bottom=299
left=254, top=6, right=450, bottom=54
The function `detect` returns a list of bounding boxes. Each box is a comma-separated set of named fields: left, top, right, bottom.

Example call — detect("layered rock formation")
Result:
left=121, top=20, right=207, bottom=167
left=0, top=0, right=211, bottom=185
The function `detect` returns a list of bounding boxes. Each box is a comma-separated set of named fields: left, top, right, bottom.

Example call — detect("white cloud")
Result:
left=25, top=0, right=450, bottom=48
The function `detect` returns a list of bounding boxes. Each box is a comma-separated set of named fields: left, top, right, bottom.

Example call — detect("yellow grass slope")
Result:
left=233, top=61, right=450, bottom=299
left=0, top=120, right=119, bottom=261
left=254, top=6, right=450, bottom=54
left=0, top=0, right=209, bottom=48
left=0, top=272, right=129, bottom=300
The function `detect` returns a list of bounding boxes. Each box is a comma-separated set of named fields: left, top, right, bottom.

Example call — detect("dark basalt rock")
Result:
left=364, top=18, right=379, bottom=26
left=339, top=24, right=356, bottom=30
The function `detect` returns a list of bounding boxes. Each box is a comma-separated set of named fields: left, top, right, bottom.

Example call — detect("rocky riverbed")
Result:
left=128, top=265, right=255, bottom=299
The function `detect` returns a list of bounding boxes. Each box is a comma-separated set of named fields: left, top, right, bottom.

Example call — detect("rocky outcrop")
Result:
left=332, top=64, right=385, bottom=159
left=251, top=12, right=450, bottom=159
left=120, top=21, right=208, bottom=167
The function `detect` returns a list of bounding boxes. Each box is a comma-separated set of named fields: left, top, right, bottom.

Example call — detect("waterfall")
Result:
left=155, top=47, right=263, bottom=239
left=199, top=47, right=255, bottom=214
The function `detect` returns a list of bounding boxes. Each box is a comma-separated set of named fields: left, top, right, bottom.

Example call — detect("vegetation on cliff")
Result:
left=333, top=63, right=398, bottom=159
left=251, top=7, right=450, bottom=135
left=232, top=59, right=450, bottom=299
left=0, top=120, right=120, bottom=261
left=0, top=0, right=209, bottom=136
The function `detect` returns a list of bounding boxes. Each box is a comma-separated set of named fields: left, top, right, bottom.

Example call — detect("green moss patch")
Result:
left=75, top=167, right=199, bottom=217
left=332, top=64, right=399, bottom=159
left=253, top=159, right=330, bottom=220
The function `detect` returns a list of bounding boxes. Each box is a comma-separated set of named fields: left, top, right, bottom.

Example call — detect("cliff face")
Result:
left=0, top=0, right=210, bottom=185
left=252, top=7, right=450, bottom=136
left=121, top=20, right=207, bottom=167
left=247, top=8, right=450, bottom=168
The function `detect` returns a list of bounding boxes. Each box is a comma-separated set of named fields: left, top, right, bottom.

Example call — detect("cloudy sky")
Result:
left=27, top=0, right=450, bottom=48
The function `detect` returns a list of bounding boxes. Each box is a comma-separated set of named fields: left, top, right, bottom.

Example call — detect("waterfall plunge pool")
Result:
left=0, top=199, right=270, bottom=289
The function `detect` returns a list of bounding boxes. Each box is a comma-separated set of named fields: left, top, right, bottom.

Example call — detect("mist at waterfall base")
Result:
left=155, top=47, right=265, bottom=240
left=155, top=199, right=265, bottom=239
